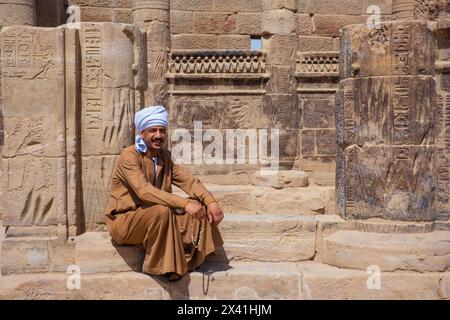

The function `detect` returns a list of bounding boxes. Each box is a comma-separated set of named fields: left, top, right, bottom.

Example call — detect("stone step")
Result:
left=73, top=215, right=318, bottom=274
left=0, top=261, right=448, bottom=300
left=323, top=230, right=450, bottom=273
left=0, top=261, right=302, bottom=300
left=173, top=183, right=335, bottom=215
left=298, top=262, right=448, bottom=300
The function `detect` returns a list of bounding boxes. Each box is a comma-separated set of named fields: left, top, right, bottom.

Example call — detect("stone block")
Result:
left=0, top=272, right=171, bottom=300
left=262, top=9, right=297, bottom=35
left=297, top=14, right=312, bottom=35
left=236, top=13, right=261, bottom=35
left=0, top=0, right=35, bottom=26
left=316, top=129, right=336, bottom=155
left=336, top=77, right=437, bottom=146
left=251, top=170, right=309, bottom=188
left=74, top=232, right=144, bottom=273
left=172, top=262, right=302, bottom=299
left=298, top=36, right=335, bottom=52
left=340, top=21, right=436, bottom=79
left=170, top=10, right=193, bottom=34
left=303, top=0, right=364, bottom=15
left=1, top=237, right=51, bottom=274
left=336, top=145, right=440, bottom=221
left=193, top=12, right=237, bottom=34
left=303, top=99, right=335, bottom=129
left=212, top=0, right=243, bottom=12
left=323, top=230, right=450, bottom=272
left=170, top=0, right=213, bottom=11
left=440, top=273, right=450, bottom=299
left=171, top=34, right=217, bottom=49
left=262, top=0, right=298, bottom=11
left=80, top=6, right=113, bottom=22
left=300, top=262, right=442, bottom=300
left=220, top=215, right=317, bottom=262
left=217, top=35, right=250, bottom=50
left=1, top=26, right=69, bottom=229
left=241, top=0, right=263, bottom=12
left=312, top=14, right=365, bottom=36
left=301, top=130, right=315, bottom=155
left=113, top=8, right=132, bottom=23
left=255, top=187, right=330, bottom=215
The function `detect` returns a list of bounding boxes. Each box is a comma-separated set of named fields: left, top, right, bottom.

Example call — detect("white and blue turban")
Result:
left=134, top=106, right=169, bottom=153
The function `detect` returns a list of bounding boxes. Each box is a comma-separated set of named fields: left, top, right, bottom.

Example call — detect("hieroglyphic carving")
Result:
left=81, top=23, right=102, bottom=133
left=337, top=21, right=439, bottom=221
left=168, top=51, right=266, bottom=75
left=392, top=23, right=411, bottom=75
left=1, top=26, right=67, bottom=228
left=1, top=28, right=56, bottom=79
left=79, top=23, right=145, bottom=231
left=393, top=77, right=410, bottom=145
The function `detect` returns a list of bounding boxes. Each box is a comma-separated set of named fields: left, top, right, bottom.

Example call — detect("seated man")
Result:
left=104, top=106, right=224, bottom=281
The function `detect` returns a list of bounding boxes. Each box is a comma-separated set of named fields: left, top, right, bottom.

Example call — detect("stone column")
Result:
left=261, top=0, right=299, bottom=170
left=392, top=0, right=437, bottom=20
left=79, top=23, right=147, bottom=232
left=336, top=20, right=441, bottom=221
left=132, top=0, right=170, bottom=107
left=0, top=0, right=36, bottom=27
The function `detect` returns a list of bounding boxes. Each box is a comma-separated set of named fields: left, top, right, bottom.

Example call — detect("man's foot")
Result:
left=167, top=272, right=183, bottom=281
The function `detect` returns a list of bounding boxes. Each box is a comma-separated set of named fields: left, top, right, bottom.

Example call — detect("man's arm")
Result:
left=171, top=162, right=217, bottom=206
left=171, top=161, right=224, bottom=225
left=116, top=150, right=190, bottom=209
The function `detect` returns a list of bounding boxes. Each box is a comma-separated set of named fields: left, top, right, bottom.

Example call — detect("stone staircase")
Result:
left=0, top=171, right=449, bottom=299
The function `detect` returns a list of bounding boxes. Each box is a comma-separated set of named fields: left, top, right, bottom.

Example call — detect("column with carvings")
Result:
left=132, top=0, right=170, bottom=107
left=261, top=0, right=299, bottom=170
left=327, top=20, right=450, bottom=274
left=337, top=20, right=440, bottom=221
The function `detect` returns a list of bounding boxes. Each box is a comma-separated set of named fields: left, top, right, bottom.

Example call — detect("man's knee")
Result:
left=149, top=204, right=172, bottom=222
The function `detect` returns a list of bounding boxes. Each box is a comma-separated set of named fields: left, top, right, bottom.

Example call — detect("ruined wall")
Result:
left=67, top=0, right=133, bottom=23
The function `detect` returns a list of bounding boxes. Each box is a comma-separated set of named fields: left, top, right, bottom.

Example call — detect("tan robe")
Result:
left=104, top=145, right=224, bottom=276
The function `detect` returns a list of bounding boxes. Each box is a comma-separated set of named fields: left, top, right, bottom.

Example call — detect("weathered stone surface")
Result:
left=313, top=14, right=365, bottom=37
left=217, top=35, right=250, bottom=50
left=298, top=36, right=336, bottom=52
left=340, top=21, right=436, bottom=79
left=74, top=232, right=144, bottom=273
left=299, top=262, right=442, bottom=300
left=251, top=170, right=309, bottom=188
left=0, top=272, right=172, bottom=300
left=261, top=9, right=297, bottom=35
left=170, top=0, right=213, bottom=12
left=255, top=186, right=334, bottom=215
left=0, top=0, right=36, bottom=26
left=220, top=215, right=316, bottom=262
left=337, top=146, right=440, bottom=221
left=171, top=34, right=217, bottom=49
left=323, top=230, right=450, bottom=272
left=336, top=77, right=437, bottom=146
left=193, top=12, right=237, bottom=34
left=337, top=21, right=440, bottom=222
left=303, top=99, right=335, bottom=129
left=236, top=13, right=261, bottom=35
left=1, top=26, right=69, bottom=230
left=79, top=23, right=145, bottom=230
left=440, top=273, right=450, bottom=299
left=170, top=10, right=193, bottom=34
left=172, top=262, right=302, bottom=300
left=2, top=237, right=52, bottom=274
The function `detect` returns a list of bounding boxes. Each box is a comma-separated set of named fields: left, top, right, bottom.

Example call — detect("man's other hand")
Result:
left=184, top=200, right=206, bottom=220
left=207, top=202, right=224, bottom=225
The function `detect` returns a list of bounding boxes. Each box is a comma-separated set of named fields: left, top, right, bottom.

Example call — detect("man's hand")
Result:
left=184, top=200, right=206, bottom=220
left=207, top=201, right=224, bottom=225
